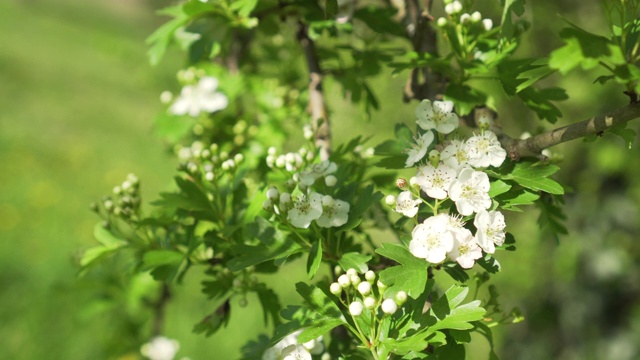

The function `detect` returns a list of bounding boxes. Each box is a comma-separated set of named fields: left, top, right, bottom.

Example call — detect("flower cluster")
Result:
left=330, top=268, right=406, bottom=318
left=167, top=75, right=228, bottom=117
left=176, top=141, right=244, bottom=180
left=438, top=1, right=493, bottom=31
left=263, top=160, right=349, bottom=229
left=389, top=100, right=508, bottom=269
left=262, top=330, right=326, bottom=360
left=93, top=173, right=141, bottom=221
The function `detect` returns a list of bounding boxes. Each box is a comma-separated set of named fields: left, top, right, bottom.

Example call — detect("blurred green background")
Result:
left=1, top=0, right=639, bottom=359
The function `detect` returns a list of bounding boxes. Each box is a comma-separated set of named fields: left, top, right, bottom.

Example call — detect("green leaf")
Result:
left=427, top=286, right=486, bottom=333
left=609, top=123, right=637, bottom=149
left=549, top=25, right=625, bottom=75
left=488, top=180, right=512, bottom=198
left=376, top=243, right=428, bottom=298
left=382, top=337, right=430, bottom=356
left=500, top=162, right=564, bottom=194
left=142, top=250, right=184, bottom=268
left=444, top=84, right=487, bottom=116
left=298, top=318, right=344, bottom=343
left=229, top=0, right=258, bottom=18
left=340, top=184, right=383, bottom=231
left=255, top=284, right=281, bottom=326
left=306, top=241, right=323, bottom=279
left=93, top=224, right=126, bottom=247
left=338, top=252, right=372, bottom=273
left=495, top=187, right=540, bottom=211
left=325, top=0, right=338, bottom=18
left=295, top=282, right=342, bottom=318
left=80, top=244, right=126, bottom=270
left=517, top=87, right=568, bottom=123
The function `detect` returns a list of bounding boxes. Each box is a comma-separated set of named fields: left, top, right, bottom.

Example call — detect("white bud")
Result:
left=279, top=192, right=291, bottom=205
left=267, top=146, right=277, bottom=156
left=357, top=281, right=372, bottom=296
left=266, top=155, right=276, bottom=168
left=350, top=275, right=361, bottom=286
left=338, top=274, right=351, bottom=288
left=322, top=195, right=334, bottom=207
left=113, top=186, right=122, bottom=195
left=409, top=176, right=418, bottom=187
left=303, top=125, right=314, bottom=140
left=349, top=301, right=364, bottom=316
left=377, top=280, right=387, bottom=290
left=471, top=11, right=482, bottom=22
left=381, top=299, right=398, bottom=314
left=451, top=1, right=462, bottom=13
left=267, top=187, right=279, bottom=201
left=306, top=151, right=315, bottom=161
left=325, top=175, right=337, bottom=187
left=395, top=291, right=408, bottom=305
left=364, top=296, right=376, bottom=309
left=298, top=147, right=308, bottom=157
left=364, top=270, right=376, bottom=282
left=234, top=153, right=244, bottom=163
left=262, top=199, right=273, bottom=211
left=160, top=90, right=173, bottom=104
left=460, top=13, right=471, bottom=24
left=385, top=195, right=396, bottom=206
left=437, top=17, right=448, bottom=27
left=346, top=268, right=358, bottom=276
left=330, top=282, right=342, bottom=295
left=205, top=172, right=215, bottom=181
left=121, top=180, right=132, bottom=191
left=482, top=18, right=493, bottom=31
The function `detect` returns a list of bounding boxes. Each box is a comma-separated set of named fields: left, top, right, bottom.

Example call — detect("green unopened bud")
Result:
left=429, top=150, right=440, bottom=167
left=395, top=178, right=407, bottom=189
left=395, top=291, right=408, bottom=305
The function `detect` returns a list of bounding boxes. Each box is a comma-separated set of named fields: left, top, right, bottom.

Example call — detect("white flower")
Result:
left=448, top=168, right=491, bottom=216
left=381, top=299, right=398, bottom=314
left=416, top=100, right=459, bottom=134
left=409, top=214, right=455, bottom=263
left=299, top=161, right=337, bottom=186
left=447, top=227, right=482, bottom=269
left=415, top=163, right=457, bottom=200
left=394, top=191, right=421, bottom=217
left=465, top=131, right=507, bottom=168
left=287, top=192, right=323, bottom=228
left=141, top=336, right=179, bottom=360
left=316, top=196, right=350, bottom=228
left=440, top=140, right=471, bottom=170
left=405, top=131, right=435, bottom=167
left=169, top=76, right=228, bottom=117
left=281, top=345, right=312, bottom=360
left=473, top=210, right=506, bottom=254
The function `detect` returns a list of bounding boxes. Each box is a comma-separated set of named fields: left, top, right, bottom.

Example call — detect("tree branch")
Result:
left=297, top=21, right=331, bottom=161
left=502, top=103, right=640, bottom=159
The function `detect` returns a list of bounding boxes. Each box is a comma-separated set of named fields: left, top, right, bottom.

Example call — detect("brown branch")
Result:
left=297, top=21, right=331, bottom=161
left=502, top=103, right=640, bottom=160
left=403, top=0, right=445, bottom=102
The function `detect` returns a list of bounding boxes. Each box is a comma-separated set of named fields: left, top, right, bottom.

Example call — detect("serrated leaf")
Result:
left=338, top=252, right=372, bottom=273
left=488, top=180, right=512, bottom=198
left=295, top=282, right=342, bottom=318
left=306, top=241, right=323, bottom=279
left=142, top=250, right=184, bottom=268
left=444, top=84, right=487, bottom=116
left=382, top=336, right=430, bottom=356
left=256, top=284, right=281, bottom=326
left=501, top=162, right=564, bottom=194
left=376, top=243, right=428, bottom=298
left=93, top=224, right=126, bottom=247
left=426, top=286, right=486, bottom=334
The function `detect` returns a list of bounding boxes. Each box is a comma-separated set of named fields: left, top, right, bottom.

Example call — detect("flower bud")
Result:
left=471, top=11, right=482, bottom=22
left=477, top=115, right=491, bottom=130
left=325, top=175, right=337, bottom=187
left=395, top=178, right=407, bottom=189
left=267, top=146, right=277, bottom=156
left=385, top=195, right=396, bottom=206
left=349, top=301, right=364, bottom=316
left=436, top=17, right=448, bottom=27
left=338, top=274, right=351, bottom=288
left=357, top=281, right=372, bottom=296
left=364, top=296, right=376, bottom=309
left=234, top=153, right=244, bottom=164
left=395, top=291, right=408, bottom=305
left=113, top=186, right=122, bottom=195
left=279, top=192, right=292, bottom=205
left=330, top=282, right=342, bottom=295
left=409, top=176, right=418, bottom=187
left=482, top=18, right=493, bottom=31
left=364, top=270, right=376, bottom=282
left=205, top=172, right=215, bottom=181
left=381, top=299, right=398, bottom=314
left=377, top=280, right=387, bottom=290
left=460, top=13, right=471, bottom=24
left=428, top=150, right=440, bottom=167
left=346, top=268, right=357, bottom=276
left=160, top=91, right=173, bottom=104
left=350, top=275, right=361, bottom=286
left=267, top=187, right=279, bottom=201
left=262, top=199, right=273, bottom=211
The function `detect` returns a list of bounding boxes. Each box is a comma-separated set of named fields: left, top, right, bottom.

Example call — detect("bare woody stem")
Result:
left=502, top=103, right=640, bottom=159
left=297, top=21, right=331, bottom=161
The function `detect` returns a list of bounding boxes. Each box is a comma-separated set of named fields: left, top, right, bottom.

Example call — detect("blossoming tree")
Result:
left=82, top=0, right=640, bottom=359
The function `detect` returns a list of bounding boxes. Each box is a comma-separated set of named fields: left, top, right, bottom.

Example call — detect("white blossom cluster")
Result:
left=165, top=75, right=228, bottom=117
left=390, top=100, right=508, bottom=269
left=437, top=1, right=493, bottom=32
left=263, top=160, right=350, bottom=229
left=329, top=268, right=406, bottom=318
left=262, top=329, right=325, bottom=360
left=140, top=336, right=180, bottom=360
left=101, top=173, right=141, bottom=219
left=266, top=146, right=315, bottom=173
left=176, top=141, right=244, bottom=181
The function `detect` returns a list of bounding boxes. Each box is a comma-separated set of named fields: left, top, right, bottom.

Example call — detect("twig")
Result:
left=501, top=103, right=640, bottom=159
left=297, top=21, right=331, bottom=161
